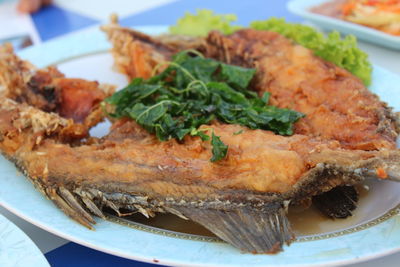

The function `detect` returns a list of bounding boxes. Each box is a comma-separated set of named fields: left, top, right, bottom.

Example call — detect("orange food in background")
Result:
left=340, top=0, right=400, bottom=36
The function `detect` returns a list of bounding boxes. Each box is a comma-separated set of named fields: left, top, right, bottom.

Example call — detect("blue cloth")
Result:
left=33, top=0, right=299, bottom=266
left=120, top=0, right=302, bottom=27
left=45, top=243, right=166, bottom=267
left=30, top=0, right=301, bottom=41
left=31, top=5, right=99, bottom=41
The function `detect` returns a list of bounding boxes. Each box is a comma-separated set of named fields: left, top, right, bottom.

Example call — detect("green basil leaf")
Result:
left=261, top=92, right=270, bottom=104
left=182, top=57, right=220, bottom=83
left=233, top=129, right=244, bottom=135
left=218, top=63, right=256, bottom=89
left=129, top=102, right=168, bottom=126
left=210, top=133, right=228, bottom=162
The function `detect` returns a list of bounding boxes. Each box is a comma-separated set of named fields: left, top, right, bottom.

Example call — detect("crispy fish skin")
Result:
left=0, top=44, right=114, bottom=127
left=101, top=17, right=177, bottom=80
left=101, top=18, right=203, bottom=80
left=22, top=119, right=400, bottom=197
left=0, top=44, right=115, bottom=154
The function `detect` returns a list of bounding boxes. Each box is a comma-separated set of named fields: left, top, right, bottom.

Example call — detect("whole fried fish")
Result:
left=1, top=20, right=400, bottom=255
left=103, top=20, right=400, bottom=247
left=102, top=18, right=400, bottom=218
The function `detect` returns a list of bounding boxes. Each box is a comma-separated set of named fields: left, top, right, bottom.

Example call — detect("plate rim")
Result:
left=0, top=213, right=50, bottom=267
left=3, top=198, right=400, bottom=267
left=0, top=24, right=399, bottom=267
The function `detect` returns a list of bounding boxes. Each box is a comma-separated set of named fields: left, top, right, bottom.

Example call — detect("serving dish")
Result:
left=0, top=213, right=50, bottom=267
left=287, top=0, right=400, bottom=50
left=1, top=25, right=400, bottom=266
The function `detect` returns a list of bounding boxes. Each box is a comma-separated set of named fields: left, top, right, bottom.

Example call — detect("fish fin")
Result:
left=175, top=204, right=294, bottom=253
left=58, top=187, right=96, bottom=224
left=80, top=196, right=106, bottom=219
left=46, top=187, right=95, bottom=229
left=313, top=186, right=358, bottom=219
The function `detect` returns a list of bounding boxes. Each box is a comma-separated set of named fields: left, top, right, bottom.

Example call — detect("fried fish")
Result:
left=102, top=19, right=400, bottom=219
left=1, top=20, right=399, bottom=254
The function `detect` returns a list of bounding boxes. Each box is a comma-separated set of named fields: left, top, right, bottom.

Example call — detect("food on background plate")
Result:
left=312, top=0, right=400, bottom=36
left=0, top=10, right=400, bottom=254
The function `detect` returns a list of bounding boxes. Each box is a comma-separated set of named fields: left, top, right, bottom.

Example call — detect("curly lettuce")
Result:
left=169, top=10, right=372, bottom=85
left=169, top=9, right=241, bottom=36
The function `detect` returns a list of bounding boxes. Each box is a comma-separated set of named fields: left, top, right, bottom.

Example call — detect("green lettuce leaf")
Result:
left=169, top=9, right=241, bottom=36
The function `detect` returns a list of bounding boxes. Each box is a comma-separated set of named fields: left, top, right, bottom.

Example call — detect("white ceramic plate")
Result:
left=0, top=213, right=50, bottom=267
left=1, top=26, right=400, bottom=267
left=287, top=0, right=400, bottom=50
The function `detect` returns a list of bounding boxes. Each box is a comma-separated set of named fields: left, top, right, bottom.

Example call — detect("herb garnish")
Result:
left=210, top=132, right=228, bottom=162
left=105, top=51, right=304, bottom=162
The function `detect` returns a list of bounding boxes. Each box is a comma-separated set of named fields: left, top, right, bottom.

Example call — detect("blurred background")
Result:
left=0, top=0, right=301, bottom=49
